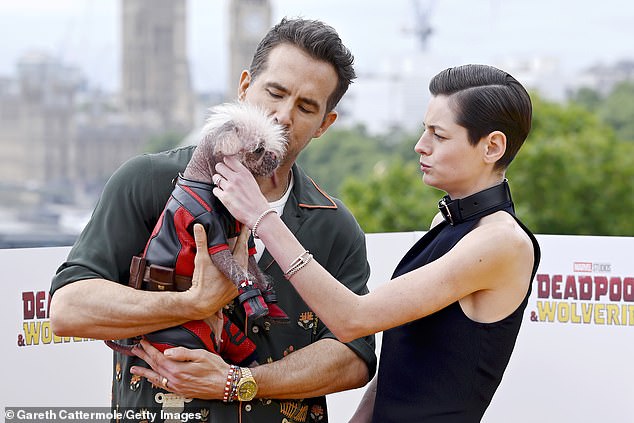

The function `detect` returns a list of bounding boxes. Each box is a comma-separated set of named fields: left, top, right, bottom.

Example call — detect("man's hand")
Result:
left=130, top=339, right=230, bottom=399
left=183, top=223, right=239, bottom=320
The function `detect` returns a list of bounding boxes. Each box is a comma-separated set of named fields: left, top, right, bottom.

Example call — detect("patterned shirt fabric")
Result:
left=51, top=145, right=376, bottom=423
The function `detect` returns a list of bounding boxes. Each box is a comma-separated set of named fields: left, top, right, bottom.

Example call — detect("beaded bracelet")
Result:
left=251, top=208, right=277, bottom=239
left=229, top=367, right=240, bottom=402
left=283, top=250, right=313, bottom=280
left=222, top=365, right=240, bottom=403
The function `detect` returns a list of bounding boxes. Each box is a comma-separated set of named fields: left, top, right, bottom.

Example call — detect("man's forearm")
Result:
left=50, top=278, right=200, bottom=340
left=252, top=338, right=370, bottom=399
left=51, top=228, right=240, bottom=341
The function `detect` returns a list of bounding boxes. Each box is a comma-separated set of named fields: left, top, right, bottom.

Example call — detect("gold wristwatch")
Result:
left=236, top=367, right=258, bottom=402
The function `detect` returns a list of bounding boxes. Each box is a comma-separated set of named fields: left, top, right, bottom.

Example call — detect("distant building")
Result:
left=0, top=52, right=150, bottom=211
left=337, top=54, right=434, bottom=135
left=499, top=56, right=568, bottom=102
left=227, top=0, right=271, bottom=98
left=0, top=0, right=201, bottom=247
left=0, top=52, right=80, bottom=200
left=337, top=54, right=582, bottom=135
left=121, top=0, right=194, bottom=131
left=174, top=0, right=272, bottom=149
left=574, top=60, right=634, bottom=95
left=73, top=90, right=153, bottom=199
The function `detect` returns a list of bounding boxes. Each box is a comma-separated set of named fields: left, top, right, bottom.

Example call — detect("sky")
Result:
left=1, top=0, right=633, bottom=93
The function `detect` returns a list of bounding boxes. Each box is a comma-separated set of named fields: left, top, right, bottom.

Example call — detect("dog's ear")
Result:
left=212, top=122, right=241, bottom=156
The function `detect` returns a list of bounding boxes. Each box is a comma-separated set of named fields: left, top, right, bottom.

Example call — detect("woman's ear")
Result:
left=483, top=131, right=507, bottom=164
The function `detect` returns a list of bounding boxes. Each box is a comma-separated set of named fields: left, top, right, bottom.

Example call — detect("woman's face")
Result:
left=415, top=95, right=485, bottom=198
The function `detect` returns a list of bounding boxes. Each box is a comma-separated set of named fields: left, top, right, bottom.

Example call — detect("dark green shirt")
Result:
left=51, top=146, right=376, bottom=423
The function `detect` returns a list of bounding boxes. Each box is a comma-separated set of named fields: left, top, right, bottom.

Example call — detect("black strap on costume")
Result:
left=438, top=180, right=513, bottom=226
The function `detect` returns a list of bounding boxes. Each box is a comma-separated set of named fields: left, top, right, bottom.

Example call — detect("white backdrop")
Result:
left=3, top=233, right=633, bottom=422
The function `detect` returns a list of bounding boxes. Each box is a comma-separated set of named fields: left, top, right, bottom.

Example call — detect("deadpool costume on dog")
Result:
left=106, top=176, right=287, bottom=365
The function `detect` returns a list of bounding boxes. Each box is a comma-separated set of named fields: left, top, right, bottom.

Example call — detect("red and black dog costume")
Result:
left=108, top=176, right=273, bottom=365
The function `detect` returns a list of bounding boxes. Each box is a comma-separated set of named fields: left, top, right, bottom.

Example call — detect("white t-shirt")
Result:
left=254, top=172, right=294, bottom=262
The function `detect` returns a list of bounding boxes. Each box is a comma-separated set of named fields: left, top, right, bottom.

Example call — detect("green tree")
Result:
left=569, top=86, right=602, bottom=112
left=297, top=126, right=387, bottom=196
left=569, top=81, right=634, bottom=142
left=385, top=131, right=421, bottom=164
left=298, top=126, right=422, bottom=197
left=598, top=81, right=634, bottom=142
left=341, top=159, right=443, bottom=233
left=509, top=96, right=634, bottom=235
left=300, top=95, right=633, bottom=236
left=341, top=96, right=633, bottom=236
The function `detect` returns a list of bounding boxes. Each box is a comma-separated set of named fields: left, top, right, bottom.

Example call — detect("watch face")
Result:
left=238, top=380, right=257, bottom=401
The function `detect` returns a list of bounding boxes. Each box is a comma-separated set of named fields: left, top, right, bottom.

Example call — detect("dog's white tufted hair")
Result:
left=200, top=102, right=287, bottom=159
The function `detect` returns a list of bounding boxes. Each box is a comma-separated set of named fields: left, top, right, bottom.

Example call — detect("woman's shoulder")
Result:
left=473, top=211, right=534, bottom=257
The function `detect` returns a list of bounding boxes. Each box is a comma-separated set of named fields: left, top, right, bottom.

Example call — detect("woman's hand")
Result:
left=213, top=156, right=270, bottom=228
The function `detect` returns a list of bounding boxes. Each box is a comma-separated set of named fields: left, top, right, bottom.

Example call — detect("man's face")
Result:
left=238, top=43, right=339, bottom=166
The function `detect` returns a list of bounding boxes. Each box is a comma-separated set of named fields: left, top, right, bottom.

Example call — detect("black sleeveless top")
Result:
left=372, top=188, right=540, bottom=422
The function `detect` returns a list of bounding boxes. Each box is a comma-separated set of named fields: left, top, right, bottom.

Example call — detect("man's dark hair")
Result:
left=429, top=64, right=532, bottom=169
left=249, top=17, right=356, bottom=114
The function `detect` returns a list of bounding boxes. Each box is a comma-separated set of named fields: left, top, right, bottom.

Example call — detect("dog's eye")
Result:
left=253, top=146, right=265, bottom=154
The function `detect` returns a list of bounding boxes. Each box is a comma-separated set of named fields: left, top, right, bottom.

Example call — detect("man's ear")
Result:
left=238, top=71, right=251, bottom=100
left=313, top=110, right=338, bottom=138
left=483, top=131, right=507, bottom=164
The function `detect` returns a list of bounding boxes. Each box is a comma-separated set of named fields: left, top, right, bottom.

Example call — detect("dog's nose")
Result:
left=264, top=151, right=279, bottom=163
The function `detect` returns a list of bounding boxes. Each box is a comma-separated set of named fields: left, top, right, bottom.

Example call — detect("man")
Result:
left=50, top=18, right=375, bottom=422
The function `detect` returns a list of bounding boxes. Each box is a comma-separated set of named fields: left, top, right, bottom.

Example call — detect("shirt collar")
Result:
left=291, top=164, right=338, bottom=210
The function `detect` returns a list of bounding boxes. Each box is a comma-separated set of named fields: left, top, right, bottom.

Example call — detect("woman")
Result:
left=213, top=64, right=541, bottom=422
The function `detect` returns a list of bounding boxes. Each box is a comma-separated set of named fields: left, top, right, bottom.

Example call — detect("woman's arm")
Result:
left=214, top=157, right=533, bottom=342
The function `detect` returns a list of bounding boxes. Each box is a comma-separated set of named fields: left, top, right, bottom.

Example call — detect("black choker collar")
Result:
left=438, top=180, right=512, bottom=226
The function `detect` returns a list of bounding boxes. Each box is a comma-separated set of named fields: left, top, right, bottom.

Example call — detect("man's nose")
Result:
left=273, top=104, right=292, bottom=127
